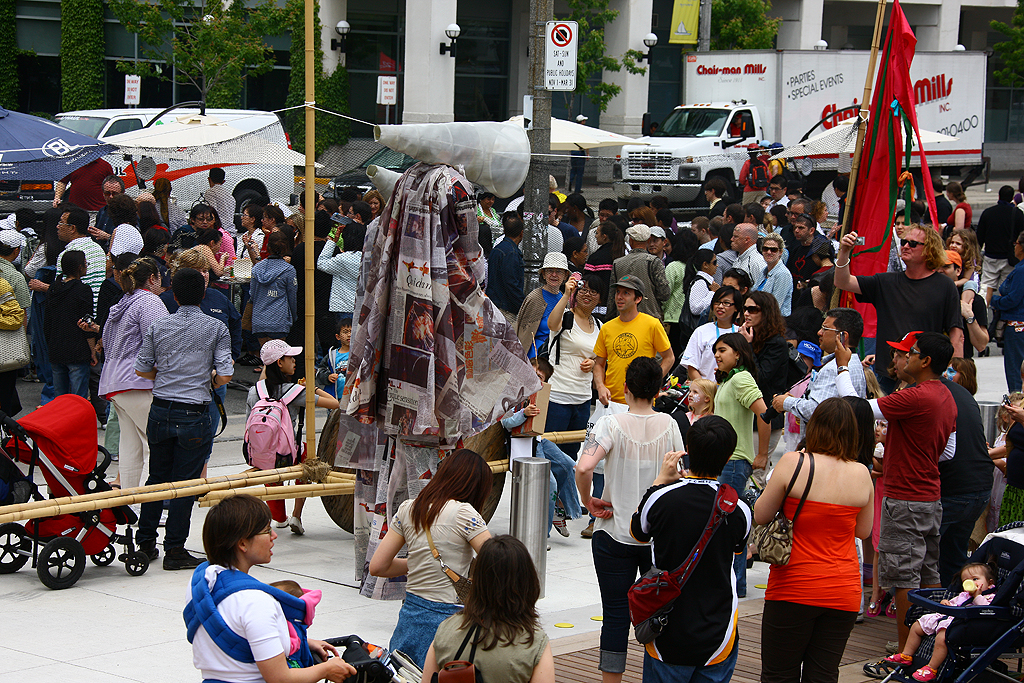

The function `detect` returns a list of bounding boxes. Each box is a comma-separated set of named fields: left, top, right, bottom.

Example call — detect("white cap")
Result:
left=626, top=224, right=652, bottom=242
left=261, top=339, right=303, bottom=365
left=0, top=229, right=25, bottom=250
left=649, top=226, right=667, bottom=239
left=575, top=114, right=589, bottom=123
left=109, top=224, right=144, bottom=257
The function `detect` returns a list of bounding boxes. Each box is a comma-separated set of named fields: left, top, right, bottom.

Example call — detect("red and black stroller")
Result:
left=0, top=394, right=149, bottom=589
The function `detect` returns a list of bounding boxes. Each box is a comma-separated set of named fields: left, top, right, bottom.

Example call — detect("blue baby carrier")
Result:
left=183, top=562, right=314, bottom=669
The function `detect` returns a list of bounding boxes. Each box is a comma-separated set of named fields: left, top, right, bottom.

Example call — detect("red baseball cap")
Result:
left=886, top=331, right=922, bottom=352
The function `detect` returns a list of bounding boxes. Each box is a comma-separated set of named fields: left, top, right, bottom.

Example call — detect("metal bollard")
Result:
left=510, top=456, right=550, bottom=598
left=978, top=401, right=1000, bottom=445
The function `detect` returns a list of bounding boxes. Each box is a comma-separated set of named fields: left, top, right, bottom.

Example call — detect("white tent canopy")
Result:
left=506, top=115, right=648, bottom=151
left=770, top=118, right=958, bottom=160
left=105, top=114, right=315, bottom=167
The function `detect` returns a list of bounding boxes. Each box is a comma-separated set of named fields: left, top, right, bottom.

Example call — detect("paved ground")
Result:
left=0, top=345, right=1010, bottom=683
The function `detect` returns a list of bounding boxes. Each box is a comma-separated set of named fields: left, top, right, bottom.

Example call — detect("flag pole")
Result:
left=831, top=0, right=888, bottom=308
left=303, top=0, right=316, bottom=458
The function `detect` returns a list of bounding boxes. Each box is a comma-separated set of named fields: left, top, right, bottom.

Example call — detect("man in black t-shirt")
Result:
left=938, top=377, right=994, bottom=585
left=630, top=416, right=750, bottom=679
left=835, top=225, right=963, bottom=392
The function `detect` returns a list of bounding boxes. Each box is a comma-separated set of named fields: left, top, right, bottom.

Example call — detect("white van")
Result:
left=53, top=108, right=297, bottom=224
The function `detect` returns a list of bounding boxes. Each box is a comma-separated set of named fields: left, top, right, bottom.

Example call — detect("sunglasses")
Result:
left=744, top=306, right=761, bottom=313
left=901, top=239, right=925, bottom=249
left=762, top=246, right=780, bottom=254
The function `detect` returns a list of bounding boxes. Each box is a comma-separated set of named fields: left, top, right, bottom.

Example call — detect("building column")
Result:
left=601, top=0, right=654, bottom=136
left=935, top=0, right=962, bottom=51
left=402, top=0, right=458, bottom=124
left=796, top=0, right=824, bottom=48
left=319, top=0, right=347, bottom=74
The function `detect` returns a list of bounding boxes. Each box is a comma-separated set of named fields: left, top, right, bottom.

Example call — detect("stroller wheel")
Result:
left=90, top=545, right=116, bottom=567
left=0, top=523, right=30, bottom=574
left=36, top=537, right=85, bottom=590
left=124, top=551, right=149, bottom=577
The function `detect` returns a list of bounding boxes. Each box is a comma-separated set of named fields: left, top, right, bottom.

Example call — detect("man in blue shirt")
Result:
left=135, top=268, right=233, bottom=570
left=486, top=213, right=525, bottom=323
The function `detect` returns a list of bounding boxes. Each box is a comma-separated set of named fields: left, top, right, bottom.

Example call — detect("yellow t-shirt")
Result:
left=593, top=313, right=671, bottom=404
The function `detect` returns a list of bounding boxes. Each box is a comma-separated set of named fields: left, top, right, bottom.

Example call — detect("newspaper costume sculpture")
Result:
left=336, top=159, right=539, bottom=599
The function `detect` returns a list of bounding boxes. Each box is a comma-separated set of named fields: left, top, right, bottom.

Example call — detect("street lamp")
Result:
left=440, top=23, right=461, bottom=57
left=814, top=39, right=828, bottom=50
left=640, top=32, right=658, bottom=63
left=331, top=20, right=350, bottom=53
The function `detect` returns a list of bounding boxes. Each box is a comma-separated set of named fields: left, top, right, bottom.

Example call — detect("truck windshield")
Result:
left=56, top=116, right=109, bottom=139
left=654, top=108, right=729, bottom=138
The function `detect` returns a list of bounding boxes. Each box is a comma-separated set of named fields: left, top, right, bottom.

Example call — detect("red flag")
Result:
left=842, top=0, right=939, bottom=337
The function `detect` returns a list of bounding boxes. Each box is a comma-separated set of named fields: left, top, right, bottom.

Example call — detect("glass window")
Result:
left=105, top=118, right=144, bottom=137
left=986, top=87, right=1010, bottom=143
left=57, top=116, right=109, bottom=138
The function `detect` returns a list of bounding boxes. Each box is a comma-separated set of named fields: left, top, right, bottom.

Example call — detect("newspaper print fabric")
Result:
left=337, top=162, right=540, bottom=459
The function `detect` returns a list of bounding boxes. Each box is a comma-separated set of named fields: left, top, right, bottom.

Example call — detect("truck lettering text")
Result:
left=696, top=65, right=743, bottom=75
left=914, top=74, right=952, bottom=105
left=821, top=98, right=859, bottom=129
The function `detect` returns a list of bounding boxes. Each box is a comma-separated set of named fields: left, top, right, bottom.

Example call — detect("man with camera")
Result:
left=834, top=226, right=963, bottom=393
left=770, top=307, right=867, bottom=441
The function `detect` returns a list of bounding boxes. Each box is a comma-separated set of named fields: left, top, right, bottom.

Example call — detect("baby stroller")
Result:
left=0, top=394, right=149, bottom=589
left=880, top=524, right=1024, bottom=683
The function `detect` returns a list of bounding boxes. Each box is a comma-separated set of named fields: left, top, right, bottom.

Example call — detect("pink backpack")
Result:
left=244, top=381, right=305, bottom=470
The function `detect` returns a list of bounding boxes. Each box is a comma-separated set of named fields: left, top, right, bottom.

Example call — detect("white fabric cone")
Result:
left=365, top=164, right=402, bottom=201
left=374, top=121, right=530, bottom=198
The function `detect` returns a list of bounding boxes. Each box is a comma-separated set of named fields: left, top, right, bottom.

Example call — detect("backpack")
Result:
left=749, top=157, right=770, bottom=190
left=243, top=380, right=305, bottom=470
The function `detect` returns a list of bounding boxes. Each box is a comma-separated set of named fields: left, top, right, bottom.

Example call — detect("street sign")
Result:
left=545, top=20, right=578, bottom=91
left=376, top=75, right=398, bottom=106
left=124, top=75, right=141, bottom=106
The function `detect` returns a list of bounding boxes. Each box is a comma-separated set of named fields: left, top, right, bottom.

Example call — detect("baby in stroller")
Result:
left=883, top=562, right=997, bottom=682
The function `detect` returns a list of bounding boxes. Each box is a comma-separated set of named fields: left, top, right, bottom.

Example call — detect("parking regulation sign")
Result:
left=545, top=20, right=578, bottom=91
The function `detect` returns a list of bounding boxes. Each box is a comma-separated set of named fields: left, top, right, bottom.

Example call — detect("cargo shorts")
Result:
left=877, top=497, right=942, bottom=589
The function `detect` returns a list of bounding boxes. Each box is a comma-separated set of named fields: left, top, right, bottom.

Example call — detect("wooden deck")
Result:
left=553, top=598, right=898, bottom=683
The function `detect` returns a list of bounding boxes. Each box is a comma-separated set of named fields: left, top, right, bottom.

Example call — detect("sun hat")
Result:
left=540, top=252, right=570, bottom=272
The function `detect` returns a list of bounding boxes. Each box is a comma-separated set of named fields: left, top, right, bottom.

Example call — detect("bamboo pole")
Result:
left=303, top=0, right=316, bottom=460
left=199, top=482, right=354, bottom=506
left=0, top=466, right=307, bottom=525
left=831, top=0, right=889, bottom=309
left=540, top=429, right=587, bottom=444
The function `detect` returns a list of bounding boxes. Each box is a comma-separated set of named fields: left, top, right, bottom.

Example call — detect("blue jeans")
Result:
left=51, top=362, right=90, bottom=399
left=720, top=458, right=753, bottom=597
left=28, top=306, right=54, bottom=404
left=537, top=439, right=583, bottom=533
left=546, top=400, right=591, bottom=459
left=592, top=530, right=652, bottom=674
left=138, top=401, right=212, bottom=549
left=208, top=383, right=227, bottom=444
left=643, top=640, right=738, bottom=683
left=939, top=489, right=992, bottom=586
left=390, top=592, right=462, bottom=668
left=569, top=161, right=585, bottom=194
left=1005, top=324, right=1024, bottom=393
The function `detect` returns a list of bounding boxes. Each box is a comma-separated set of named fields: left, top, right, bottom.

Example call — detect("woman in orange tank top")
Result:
left=754, top=397, right=875, bottom=683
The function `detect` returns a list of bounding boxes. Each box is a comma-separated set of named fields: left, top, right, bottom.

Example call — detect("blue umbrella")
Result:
left=0, top=107, right=114, bottom=180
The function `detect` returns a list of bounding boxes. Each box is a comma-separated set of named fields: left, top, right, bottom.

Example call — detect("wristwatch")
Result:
left=966, top=316, right=976, bottom=324
left=837, top=366, right=849, bottom=374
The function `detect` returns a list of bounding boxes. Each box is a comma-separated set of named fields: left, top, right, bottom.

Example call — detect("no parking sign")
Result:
left=545, top=20, right=578, bottom=91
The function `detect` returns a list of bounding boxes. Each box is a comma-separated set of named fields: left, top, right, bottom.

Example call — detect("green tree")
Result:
left=0, top=0, right=17, bottom=109
left=107, top=0, right=288, bottom=108
left=710, top=0, right=781, bottom=50
left=561, top=0, right=647, bottom=115
left=61, top=0, right=105, bottom=111
left=992, top=1, right=1024, bottom=88
left=284, top=0, right=350, bottom=157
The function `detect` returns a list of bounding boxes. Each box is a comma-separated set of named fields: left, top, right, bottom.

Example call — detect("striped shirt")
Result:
left=56, top=236, right=106, bottom=306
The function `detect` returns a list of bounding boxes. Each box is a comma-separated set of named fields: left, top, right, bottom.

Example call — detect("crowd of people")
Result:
left=8, top=158, right=1024, bottom=683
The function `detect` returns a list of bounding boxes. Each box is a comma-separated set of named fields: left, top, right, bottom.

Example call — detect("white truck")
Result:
left=613, top=49, right=987, bottom=207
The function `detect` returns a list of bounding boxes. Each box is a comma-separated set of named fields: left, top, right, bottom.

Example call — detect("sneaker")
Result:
left=885, top=641, right=899, bottom=655
left=581, top=522, right=594, bottom=539
left=287, top=516, right=305, bottom=536
left=138, top=541, right=159, bottom=562
left=552, top=519, right=570, bottom=537
left=163, top=548, right=204, bottom=571
left=274, top=519, right=289, bottom=528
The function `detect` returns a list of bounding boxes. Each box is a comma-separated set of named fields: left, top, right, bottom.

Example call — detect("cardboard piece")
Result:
left=510, top=382, right=550, bottom=436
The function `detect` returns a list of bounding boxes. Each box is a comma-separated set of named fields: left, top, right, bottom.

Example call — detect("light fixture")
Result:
left=640, top=32, right=658, bottom=63
left=814, top=39, right=828, bottom=50
left=331, top=20, right=350, bottom=52
left=954, top=44, right=966, bottom=51
left=440, top=23, right=461, bottom=57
